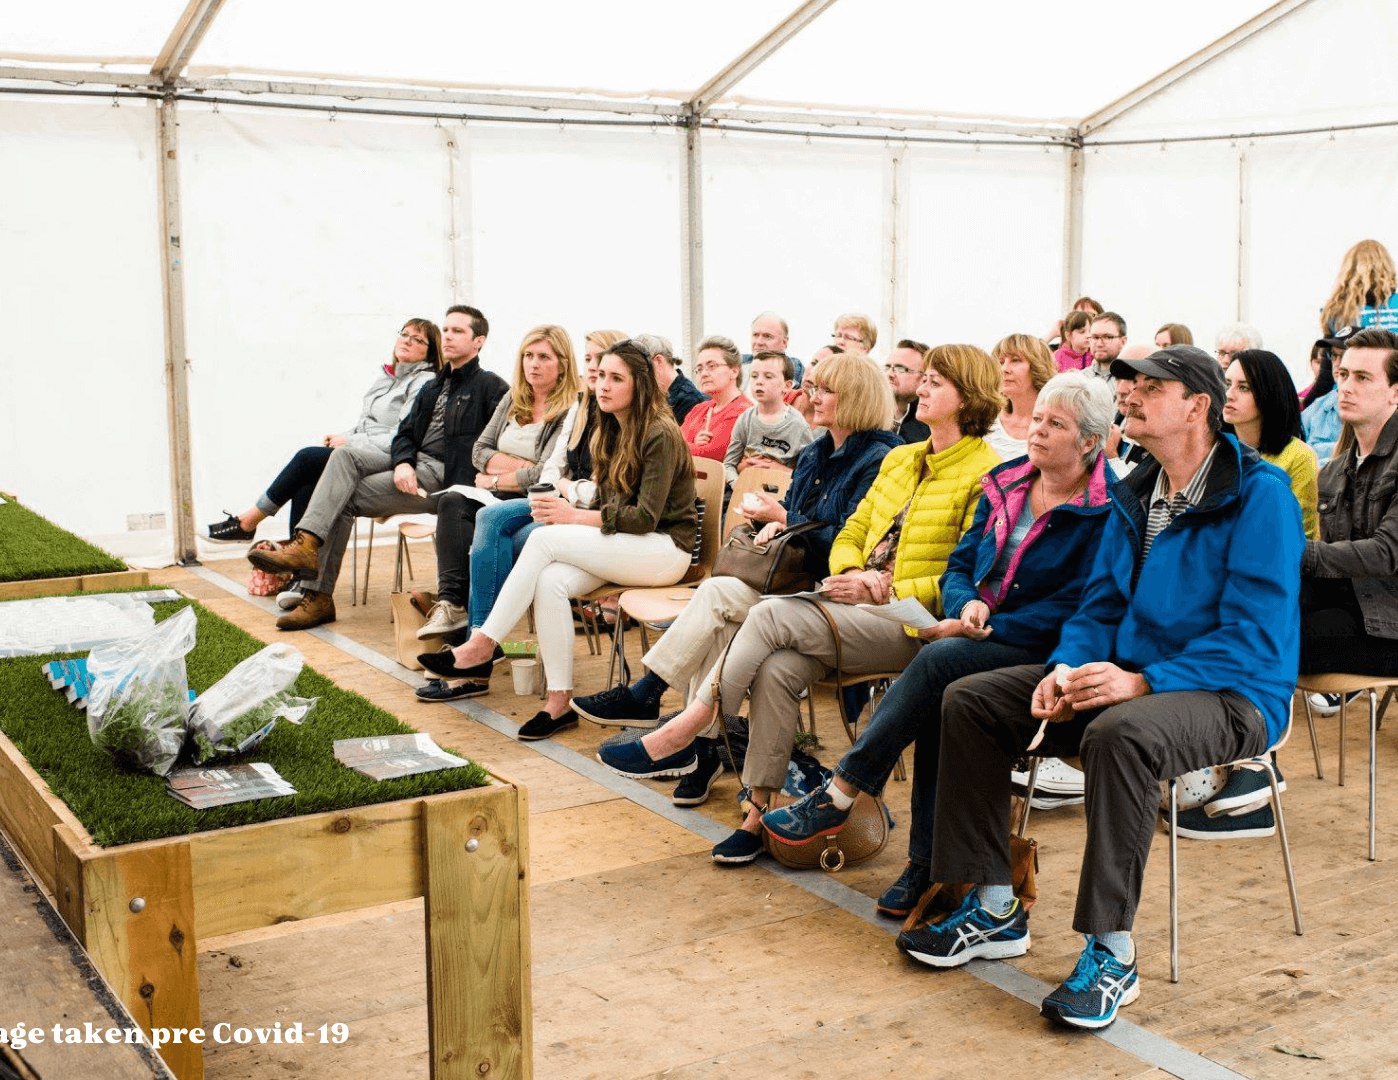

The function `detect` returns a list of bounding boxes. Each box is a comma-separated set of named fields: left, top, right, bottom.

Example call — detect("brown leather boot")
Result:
left=275, top=589, right=336, bottom=631
left=248, top=530, right=322, bottom=574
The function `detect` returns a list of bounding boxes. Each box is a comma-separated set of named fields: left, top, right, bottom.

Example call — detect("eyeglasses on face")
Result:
left=693, top=361, right=729, bottom=375
left=1088, top=334, right=1121, bottom=343
left=883, top=363, right=917, bottom=377
left=399, top=331, right=429, bottom=347
left=806, top=384, right=837, bottom=399
left=832, top=330, right=865, bottom=345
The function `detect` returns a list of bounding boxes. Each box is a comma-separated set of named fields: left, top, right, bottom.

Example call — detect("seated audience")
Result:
left=416, top=325, right=579, bottom=640
left=1301, top=327, right=1398, bottom=712
left=419, top=340, right=697, bottom=740
left=886, top=340, right=931, bottom=444
left=1054, top=311, right=1093, bottom=372
left=988, top=334, right=1057, bottom=459
left=206, top=317, right=441, bottom=562
left=635, top=333, right=705, bottom=425
left=1215, top=322, right=1263, bottom=368
left=793, top=344, right=841, bottom=427
left=1155, top=322, right=1193, bottom=348
left=723, top=351, right=814, bottom=485
left=897, top=344, right=1301, bottom=1033
left=832, top=312, right=878, bottom=353
left=571, top=353, right=901, bottom=795
left=248, top=306, right=507, bottom=630
left=744, top=311, right=804, bottom=388
left=681, top=335, right=752, bottom=462
left=1224, top=349, right=1319, bottom=539
left=763, top=371, right=1115, bottom=916
left=597, top=344, right=1003, bottom=865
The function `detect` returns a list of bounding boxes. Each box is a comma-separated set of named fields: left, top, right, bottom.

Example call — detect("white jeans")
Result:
left=479, top=524, right=691, bottom=692
left=642, top=575, right=762, bottom=707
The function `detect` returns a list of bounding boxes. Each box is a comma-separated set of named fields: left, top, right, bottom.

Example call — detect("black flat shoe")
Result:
left=418, top=649, right=494, bottom=679
left=415, top=678, right=490, bottom=702
left=517, top=710, right=578, bottom=741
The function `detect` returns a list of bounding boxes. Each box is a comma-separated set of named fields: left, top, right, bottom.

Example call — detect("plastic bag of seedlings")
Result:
left=87, top=606, right=197, bottom=776
left=188, top=642, right=316, bottom=764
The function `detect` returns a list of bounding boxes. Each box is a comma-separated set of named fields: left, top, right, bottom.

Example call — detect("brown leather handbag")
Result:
left=713, top=520, right=824, bottom=595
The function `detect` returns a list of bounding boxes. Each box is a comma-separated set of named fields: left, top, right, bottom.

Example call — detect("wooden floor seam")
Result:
left=186, top=563, right=1252, bottom=1080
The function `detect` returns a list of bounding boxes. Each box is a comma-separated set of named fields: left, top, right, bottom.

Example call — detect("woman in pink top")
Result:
left=1053, top=310, right=1093, bottom=372
left=680, top=334, right=752, bottom=462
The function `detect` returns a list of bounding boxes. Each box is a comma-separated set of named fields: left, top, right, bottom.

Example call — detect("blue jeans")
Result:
left=256, top=445, right=334, bottom=536
left=468, top=500, right=544, bottom=627
left=834, top=636, right=1043, bottom=869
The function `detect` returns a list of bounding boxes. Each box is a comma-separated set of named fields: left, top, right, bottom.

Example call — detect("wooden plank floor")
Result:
left=146, top=545, right=1398, bottom=1078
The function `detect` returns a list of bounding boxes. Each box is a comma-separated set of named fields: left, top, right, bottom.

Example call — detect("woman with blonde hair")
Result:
left=416, top=325, right=579, bottom=640
left=599, top=344, right=1002, bottom=864
left=421, top=341, right=697, bottom=739
left=573, top=352, right=902, bottom=798
left=1321, top=239, right=1398, bottom=334
left=989, top=333, right=1057, bottom=459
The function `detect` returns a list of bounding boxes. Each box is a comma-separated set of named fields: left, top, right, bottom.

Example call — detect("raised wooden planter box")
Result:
left=0, top=569, right=151, bottom=601
left=0, top=731, right=531, bottom=1080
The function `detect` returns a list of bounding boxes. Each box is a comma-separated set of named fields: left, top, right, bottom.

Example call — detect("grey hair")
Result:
left=1035, top=370, right=1115, bottom=468
left=697, top=334, right=742, bottom=370
left=1215, top=322, right=1263, bottom=350
left=750, top=310, right=790, bottom=336
left=632, top=333, right=676, bottom=364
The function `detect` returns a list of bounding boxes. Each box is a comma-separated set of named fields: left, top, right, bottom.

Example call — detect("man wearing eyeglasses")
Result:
left=1086, top=313, right=1128, bottom=382
left=1214, top=323, right=1263, bottom=370
left=885, top=339, right=931, bottom=444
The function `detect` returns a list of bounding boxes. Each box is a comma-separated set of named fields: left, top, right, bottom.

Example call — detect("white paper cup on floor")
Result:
left=511, top=658, right=540, bottom=695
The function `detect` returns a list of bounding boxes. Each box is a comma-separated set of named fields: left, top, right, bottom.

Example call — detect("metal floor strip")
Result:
left=185, top=565, right=1250, bottom=1080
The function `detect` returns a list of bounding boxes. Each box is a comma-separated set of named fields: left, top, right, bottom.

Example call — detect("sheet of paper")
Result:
left=421, top=484, right=499, bottom=507
left=333, top=732, right=474, bottom=781
left=855, top=596, right=937, bottom=630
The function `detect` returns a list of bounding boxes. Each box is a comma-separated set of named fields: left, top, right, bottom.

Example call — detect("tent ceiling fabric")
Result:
left=3, top=0, right=1292, bottom=129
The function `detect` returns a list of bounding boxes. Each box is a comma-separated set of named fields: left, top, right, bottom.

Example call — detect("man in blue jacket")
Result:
left=896, top=345, right=1303, bottom=1031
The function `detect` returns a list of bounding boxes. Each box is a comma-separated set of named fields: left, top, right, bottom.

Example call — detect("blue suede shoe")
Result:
left=761, top=784, right=850, bottom=844
left=597, top=737, right=698, bottom=779
left=877, top=861, right=932, bottom=918
left=712, top=828, right=764, bottom=865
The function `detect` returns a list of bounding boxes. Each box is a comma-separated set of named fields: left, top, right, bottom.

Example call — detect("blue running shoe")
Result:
left=877, top=862, right=931, bottom=918
left=761, top=784, right=851, bottom=844
left=1040, top=936, right=1140, bottom=1029
left=896, top=888, right=1029, bottom=968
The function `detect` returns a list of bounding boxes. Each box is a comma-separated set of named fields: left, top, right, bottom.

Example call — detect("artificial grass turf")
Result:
left=0, top=498, right=128, bottom=582
left=0, top=597, right=490, bottom=846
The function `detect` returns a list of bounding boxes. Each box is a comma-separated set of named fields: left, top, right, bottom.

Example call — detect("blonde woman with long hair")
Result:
left=417, top=325, right=580, bottom=639
left=420, top=340, right=697, bottom=739
left=1321, top=239, right=1398, bottom=334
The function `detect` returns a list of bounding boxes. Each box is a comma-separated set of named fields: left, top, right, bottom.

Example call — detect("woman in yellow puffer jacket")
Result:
left=598, top=344, right=1005, bottom=864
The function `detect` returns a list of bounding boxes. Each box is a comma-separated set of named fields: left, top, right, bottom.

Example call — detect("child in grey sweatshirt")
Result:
left=723, top=353, right=814, bottom=486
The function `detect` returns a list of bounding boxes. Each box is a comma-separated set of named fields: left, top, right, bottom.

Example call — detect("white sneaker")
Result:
left=1307, top=691, right=1361, bottom=717
left=275, top=586, right=304, bottom=610
left=417, top=600, right=469, bottom=639
left=1009, top=756, right=1085, bottom=796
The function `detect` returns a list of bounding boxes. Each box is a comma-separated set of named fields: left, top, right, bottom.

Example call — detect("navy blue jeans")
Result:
left=834, top=636, right=1042, bottom=869
left=256, top=445, right=335, bottom=536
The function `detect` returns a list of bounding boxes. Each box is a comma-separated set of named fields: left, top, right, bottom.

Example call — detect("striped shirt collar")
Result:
left=1149, top=443, right=1218, bottom=511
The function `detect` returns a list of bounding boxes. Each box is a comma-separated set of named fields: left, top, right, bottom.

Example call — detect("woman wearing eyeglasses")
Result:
left=681, top=335, right=752, bottom=462
left=207, top=317, right=442, bottom=556
left=573, top=353, right=902, bottom=792
left=598, top=344, right=1003, bottom=865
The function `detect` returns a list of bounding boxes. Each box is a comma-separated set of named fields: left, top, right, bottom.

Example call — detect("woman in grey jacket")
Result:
left=417, top=325, right=580, bottom=639
left=206, top=318, right=441, bottom=545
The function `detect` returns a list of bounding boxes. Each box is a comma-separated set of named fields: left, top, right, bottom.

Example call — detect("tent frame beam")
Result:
left=688, top=0, right=840, bottom=112
left=152, top=0, right=228, bottom=84
left=1079, top=0, right=1318, bottom=137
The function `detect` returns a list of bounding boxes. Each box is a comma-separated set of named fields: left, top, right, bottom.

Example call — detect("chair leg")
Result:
left=350, top=519, right=359, bottom=607
left=1264, top=761, right=1304, bottom=936
left=1015, top=758, right=1041, bottom=838
left=360, top=519, right=376, bottom=606
left=403, top=537, right=414, bottom=583
left=1302, top=693, right=1324, bottom=781
left=1369, top=689, right=1378, bottom=862
left=1169, top=777, right=1180, bottom=984
left=393, top=534, right=406, bottom=595
left=1378, top=686, right=1394, bottom=728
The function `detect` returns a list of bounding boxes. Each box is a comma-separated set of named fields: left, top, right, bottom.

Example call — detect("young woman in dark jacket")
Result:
left=763, top=370, right=1117, bottom=915
left=570, top=351, right=901, bottom=753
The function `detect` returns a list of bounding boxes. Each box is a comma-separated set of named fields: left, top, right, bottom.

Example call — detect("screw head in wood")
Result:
left=129, top=897, right=146, bottom=913
left=465, top=838, right=479, bottom=853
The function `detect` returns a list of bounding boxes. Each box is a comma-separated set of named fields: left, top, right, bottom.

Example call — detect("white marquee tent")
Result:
left=4, top=0, right=1396, bottom=564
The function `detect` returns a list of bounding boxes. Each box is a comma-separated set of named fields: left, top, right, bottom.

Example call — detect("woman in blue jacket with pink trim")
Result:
left=763, top=371, right=1117, bottom=915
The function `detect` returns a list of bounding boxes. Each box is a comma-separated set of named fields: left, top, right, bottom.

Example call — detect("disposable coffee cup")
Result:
left=741, top=492, right=763, bottom=513
left=511, top=658, right=540, bottom=695
left=528, top=483, right=556, bottom=498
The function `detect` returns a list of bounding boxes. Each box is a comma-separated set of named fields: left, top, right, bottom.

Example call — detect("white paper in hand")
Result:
left=855, top=596, right=936, bottom=630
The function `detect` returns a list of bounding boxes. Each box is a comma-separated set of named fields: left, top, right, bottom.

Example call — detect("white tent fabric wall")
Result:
left=903, top=145, right=1067, bottom=347
left=0, top=98, right=170, bottom=550
left=702, top=135, right=886, bottom=356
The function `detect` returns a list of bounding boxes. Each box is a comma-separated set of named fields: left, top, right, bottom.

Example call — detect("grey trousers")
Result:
left=296, top=444, right=445, bottom=596
left=695, top=597, right=921, bottom=791
left=930, top=664, right=1268, bottom=934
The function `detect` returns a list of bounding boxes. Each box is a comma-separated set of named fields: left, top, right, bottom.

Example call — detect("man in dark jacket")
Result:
left=636, top=333, right=706, bottom=425
left=1301, top=327, right=1398, bottom=685
left=250, top=305, right=508, bottom=629
left=898, top=345, right=1303, bottom=1031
